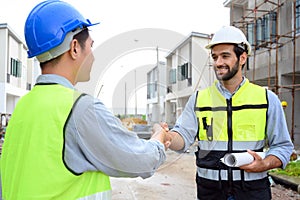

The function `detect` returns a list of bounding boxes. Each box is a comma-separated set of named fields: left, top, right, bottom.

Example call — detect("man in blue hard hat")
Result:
left=1, top=1, right=170, bottom=199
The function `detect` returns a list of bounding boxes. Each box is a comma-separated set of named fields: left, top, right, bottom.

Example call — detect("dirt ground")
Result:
left=111, top=150, right=197, bottom=200
left=271, top=184, right=300, bottom=200
left=111, top=148, right=300, bottom=200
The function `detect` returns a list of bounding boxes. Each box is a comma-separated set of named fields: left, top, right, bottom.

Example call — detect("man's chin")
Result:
left=216, top=74, right=225, bottom=80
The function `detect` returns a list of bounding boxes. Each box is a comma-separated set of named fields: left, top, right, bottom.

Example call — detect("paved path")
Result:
left=111, top=150, right=197, bottom=200
left=110, top=145, right=300, bottom=200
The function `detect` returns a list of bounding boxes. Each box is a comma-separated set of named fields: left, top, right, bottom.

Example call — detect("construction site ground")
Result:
left=111, top=144, right=300, bottom=200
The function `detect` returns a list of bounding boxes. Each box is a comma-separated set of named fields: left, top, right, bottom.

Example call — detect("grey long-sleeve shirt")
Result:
left=36, top=74, right=166, bottom=179
left=172, top=77, right=294, bottom=169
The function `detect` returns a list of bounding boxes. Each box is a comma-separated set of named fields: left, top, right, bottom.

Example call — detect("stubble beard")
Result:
left=215, top=61, right=239, bottom=81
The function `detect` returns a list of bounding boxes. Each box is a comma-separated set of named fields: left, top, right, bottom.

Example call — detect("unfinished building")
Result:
left=224, top=0, right=300, bottom=146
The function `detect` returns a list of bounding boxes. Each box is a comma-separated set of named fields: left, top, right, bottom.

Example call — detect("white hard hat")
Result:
left=205, top=26, right=252, bottom=55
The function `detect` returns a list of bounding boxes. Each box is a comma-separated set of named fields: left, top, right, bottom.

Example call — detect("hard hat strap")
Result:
left=237, top=42, right=246, bottom=52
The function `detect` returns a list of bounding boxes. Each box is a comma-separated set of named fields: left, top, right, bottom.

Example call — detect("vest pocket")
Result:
left=201, top=117, right=213, bottom=141
left=236, top=124, right=257, bottom=140
left=195, top=150, right=228, bottom=170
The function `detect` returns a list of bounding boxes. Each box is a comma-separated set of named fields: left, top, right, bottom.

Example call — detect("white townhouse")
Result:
left=0, top=23, right=40, bottom=127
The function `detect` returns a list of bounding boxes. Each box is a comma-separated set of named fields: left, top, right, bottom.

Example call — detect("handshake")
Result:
left=150, top=122, right=173, bottom=150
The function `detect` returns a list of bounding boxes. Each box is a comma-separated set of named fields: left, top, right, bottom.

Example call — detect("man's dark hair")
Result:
left=233, top=44, right=247, bottom=69
left=40, top=28, right=90, bottom=68
left=73, top=28, right=89, bottom=50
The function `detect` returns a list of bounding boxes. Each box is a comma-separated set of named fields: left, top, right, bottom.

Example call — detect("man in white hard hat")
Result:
left=164, top=26, right=293, bottom=200
left=1, top=1, right=170, bottom=199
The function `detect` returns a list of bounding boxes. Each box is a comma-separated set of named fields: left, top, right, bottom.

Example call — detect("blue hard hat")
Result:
left=25, top=0, right=99, bottom=59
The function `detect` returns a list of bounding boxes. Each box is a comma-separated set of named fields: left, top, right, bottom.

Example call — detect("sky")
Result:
left=0, top=0, right=229, bottom=45
left=0, top=0, right=230, bottom=114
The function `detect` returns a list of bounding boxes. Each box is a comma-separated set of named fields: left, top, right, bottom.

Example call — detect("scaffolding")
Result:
left=226, top=0, right=300, bottom=142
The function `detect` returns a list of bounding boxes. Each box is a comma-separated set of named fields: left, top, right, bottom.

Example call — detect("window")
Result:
left=296, top=0, right=300, bottom=34
left=10, top=58, right=22, bottom=78
left=269, top=12, right=277, bottom=43
left=147, top=82, right=157, bottom=99
left=256, top=18, right=263, bottom=46
left=147, top=69, right=158, bottom=99
left=265, top=11, right=277, bottom=42
left=263, top=14, right=270, bottom=41
left=247, top=23, right=254, bottom=47
left=169, top=68, right=176, bottom=84
left=247, top=11, right=277, bottom=50
left=17, top=60, right=22, bottom=77
left=177, top=63, right=188, bottom=81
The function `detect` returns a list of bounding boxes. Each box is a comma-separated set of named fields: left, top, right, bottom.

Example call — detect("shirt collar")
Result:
left=36, top=74, right=74, bottom=89
left=216, top=76, right=247, bottom=99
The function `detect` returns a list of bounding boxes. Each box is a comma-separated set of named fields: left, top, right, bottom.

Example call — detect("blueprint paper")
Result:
left=221, top=152, right=266, bottom=167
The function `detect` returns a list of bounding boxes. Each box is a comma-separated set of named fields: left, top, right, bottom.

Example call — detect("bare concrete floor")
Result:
left=110, top=147, right=300, bottom=200
left=111, top=150, right=197, bottom=200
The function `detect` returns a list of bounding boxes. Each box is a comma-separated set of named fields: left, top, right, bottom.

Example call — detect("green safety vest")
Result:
left=1, top=84, right=111, bottom=200
left=194, top=79, right=268, bottom=176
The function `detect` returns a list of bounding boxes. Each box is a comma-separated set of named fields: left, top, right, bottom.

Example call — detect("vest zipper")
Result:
left=226, top=98, right=233, bottom=151
left=226, top=98, right=233, bottom=194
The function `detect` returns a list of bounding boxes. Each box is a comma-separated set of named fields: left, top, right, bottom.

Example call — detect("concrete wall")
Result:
left=227, top=0, right=300, bottom=147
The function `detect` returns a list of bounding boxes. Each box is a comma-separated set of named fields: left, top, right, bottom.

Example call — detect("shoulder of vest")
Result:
left=247, top=81, right=266, bottom=91
left=241, top=81, right=267, bottom=97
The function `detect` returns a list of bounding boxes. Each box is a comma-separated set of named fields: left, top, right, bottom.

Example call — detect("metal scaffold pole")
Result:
left=230, top=0, right=299, bottom=143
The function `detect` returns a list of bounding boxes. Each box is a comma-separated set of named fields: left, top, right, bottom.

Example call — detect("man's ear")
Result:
left=69, top=39, right=79, bottom=59
left=239, top=52, right=247, bottom=66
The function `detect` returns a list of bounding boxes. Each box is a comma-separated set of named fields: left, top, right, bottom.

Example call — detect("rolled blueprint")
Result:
left=221, top=152, right=266, bottom=167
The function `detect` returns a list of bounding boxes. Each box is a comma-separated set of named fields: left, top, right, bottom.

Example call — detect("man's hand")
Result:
left=239, top=150, right=266, bottom=172
left=239, top=149, right=282, bottom=172
left=151, top=123, right=172, bottom=150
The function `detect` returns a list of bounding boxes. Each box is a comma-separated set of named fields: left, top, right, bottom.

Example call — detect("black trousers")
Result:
left=196, top=175, right=271, bottom=200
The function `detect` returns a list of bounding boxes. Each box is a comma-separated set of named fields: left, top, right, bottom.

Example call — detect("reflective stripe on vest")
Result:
left=197, top=168, right=268, bottom=181
left=194, top=80, right=268, bottom=181
left=1, top=84, right=111, bottom=200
